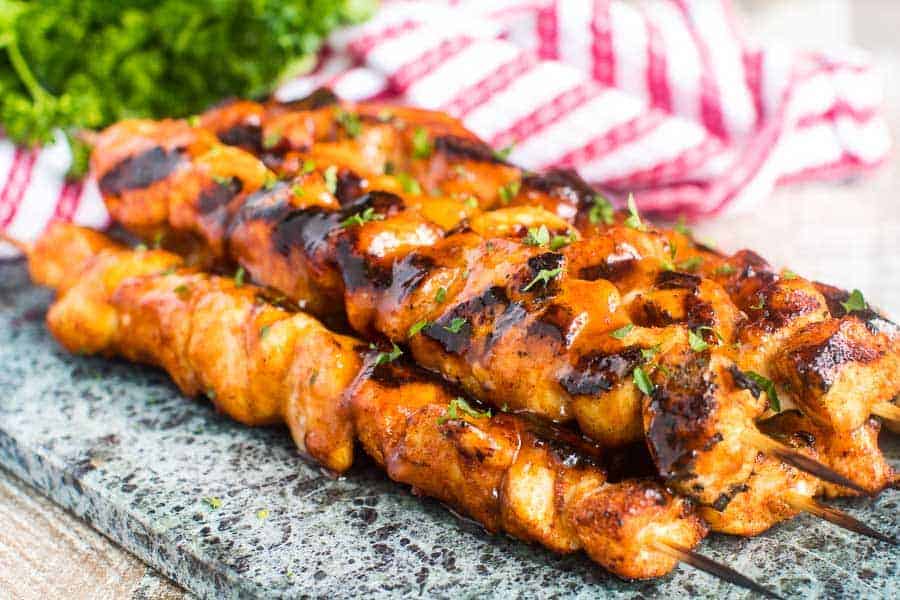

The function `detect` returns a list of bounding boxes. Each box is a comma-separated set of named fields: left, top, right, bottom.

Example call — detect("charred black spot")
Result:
left=635, top=301, right=677, bottom=328
left=728, top=366, right=761, bottom=399
left=368, top=359, right=438, bottom=389
left=521, top=168, right=597, bottom=209
left=559, top=347, right=643, bottom=396
left=788, top=326, right=880, bottom=392
left=335, top=234, right=392, bottom=291
left=389, top=254, right=436, bottom=300
left=336, top=170, right=367, bottom=206
left=578, top=257, right=636, bottom=282
left=340, top=191, right=405, bottom=220
left=684, top=294, right=715, bottom=329
left=424, top=318, right=472, bottom=355
left=278, top=87, right=339, bottom=111
left=655, top=270, right=701, bottom=290
left=425, top=287, right=507, bottom=354
left=813, top=281, right=898, bottom=335
left=520, top=415, right=605, bottom=468
left=434, top=135, right=503, bottom=164
left=526, top=319, right=564, bottom=345
left=711, top=483, right=750, bottom=512
left=218, top=125, right=263, bottom=154
left=537, top=304, right=576, bottom=346
left=198, top=178, right=243, bottom=214
left=486, top=302, right=527, bottom=349
left=99, top=147, right=183, bottom=196
left=271, top=206, right=341, bottom=258
left=520, top=252, right=564, bottom=296
left=603, top=442, right=658, bottom=482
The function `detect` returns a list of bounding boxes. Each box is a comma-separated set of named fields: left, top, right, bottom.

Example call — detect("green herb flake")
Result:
left=302, top=159, right=316, bottom=174
left=522, top=267, right=562, bottom=292
left=435, top=287, right=447, bottom=303
left=640, top=345, right=661, bottom=361
left=383, top=160, right=395, bottom=175
left=291, top=184, right=305, bottom=198
left=135, top=243, right=148, bottom=252
left=234, top=266, right=245, bottom=288
left=324, top=165, right=338, bottom=195
left=336, top=109, right=362, bottom=138
left=497, top=180, right=521, bottom=204
left=211, top=174, right=232, bottom=187
left=187, top=115, right=200, bottom=127
left=340, top=207, right=385, bottom=228
left=174, top=284, right=190, bottom=298
left=263, top=131, right=281, bottom=150
left=206, top=388, right=216, bottom=400
left=715, top=264, right=736, bottom=276
left=202, top=496, right=222, bottom=510
left=632, top=367, right=654, bottom=395
left=589, top=194, right=614, bottom=225
left=523, top=225, right=550, bottom=247
left=550, top=233, right=575, bottom=251
left=749, top=295, right=765, bottom=310
left=674, top=215, right=692, bottom=236
left=443, top=317, right=467, bottom=334
left=676, top=256, right=703, bottom=273
left=623, top=194, right=646, bottom=231
left=152, top=231, right=164, bottom=249
left=781, top=269, right=799, bottom=280
left=260, top=324, right=271, bottom=338
left=396, top=172, right=422, bottom=195
left=464, top=196, right=478, bottom=209
left=610, top=324, right=634, bottom=340
left=493, top=144, right=514, bottom=161
left=688, top=329, right=709, bottom=352
left=412, top=127, right=432, bottom=159
left=161, top=265, right=178, bottom=276
left=743, top=371, right=781, bottom=412
left=408, top=319, right=429, bottom=337
left=438, top=397, right=491, bottom=425
left=256, top=508, right=270, bottom=520
left=374, top=343, right=403, bottom=366
left=840, top=289, right=867, bottom=314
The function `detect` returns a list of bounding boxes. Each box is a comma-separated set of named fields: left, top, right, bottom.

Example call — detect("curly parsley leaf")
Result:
left=437, top=397, right=491, bottom=425
left=840, top=289, right=867, bottom=314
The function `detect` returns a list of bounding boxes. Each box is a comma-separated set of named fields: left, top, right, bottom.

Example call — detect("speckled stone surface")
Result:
left=0, top=261, right=896, bottom=599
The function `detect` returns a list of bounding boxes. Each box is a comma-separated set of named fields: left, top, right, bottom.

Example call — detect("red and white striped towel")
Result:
left=0, top=0, right=890, bottom=258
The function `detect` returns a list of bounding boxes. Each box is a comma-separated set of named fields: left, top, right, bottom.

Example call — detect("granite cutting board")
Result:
left=0, top=260, right=897, bottom=599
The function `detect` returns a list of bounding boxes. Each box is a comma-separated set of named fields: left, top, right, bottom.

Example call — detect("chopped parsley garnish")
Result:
left=715, top=264, right=736, bottom=276
left=641, top=345, right=661, bottom=361
left=324, top=165, right=338, bottom=194
left=435, top=287, right=447, bottom=303
left=437, top=397, right=491, bottom=425
left=256, top=508, right=270, bottom=520
left=623, top=194, right=646, bottom=231
left=744, top=371, right=780, bottom=412
left=781, top=269, right=798, bottom=280
left=443, top=317, right=467, bottom=334
left=464, top=196, right=478, bottom=209
left=588, top=194, right=614, bottom=225
left=523, top=225, right=550, bottom=247
left=187, top=115, right=200, bottom=127
left=174, top=284, right=190, bottom=298
left=688, top=329, right=709, bottom=352
left=550, top=233, right=576, bottom=251
left=408, top=319, right=429, bottom=337
left=263, top=131, right=281, bottom=149
left=152, top=231, right=165, bottom=249
left=493, top=144, right=515, bottom=161
left=234, top=266, right=246, bottom=287
left=632, top=367, right=654, bottom=395
left=497, top=180, right=521, bottom=204
left=610, top=324, right=634, bottom=340
left=211, top=174, right=232, bottom=187
left=260, top=325, right=271, bottom=338
left=340, top=207, right=385, bottom=228
left=206, top=388, right=216, bottom=400
left=302, top=159, right=316, bottom=174
left=522, top=267, right=562, bottom=292
left=674, top=216, right=692, bottom=236
left=310, top=370, right=319, bottom=387
left=336, top=109, right=361, bottom=138
left=263, top=174, right=278, bottom=190
left=840, top=289, right=867, bottom=314
left=291, top=185, right=305, bottom=198
left=161, top=265, right=177, bottom=276
left=412, top=127, right=432, bottom=159
left=135, top=243, right=148, bottom=252
left=676, top=256, right=703, bottom=273
left=383, top=160, right=395, bottom=175
left=396, top=172, right=422, bottom=194
left=374, top=343, right=403, bottom=366
left=202, top=496, right=222, bottom=510
left=749, top=295, right=765, bottom=310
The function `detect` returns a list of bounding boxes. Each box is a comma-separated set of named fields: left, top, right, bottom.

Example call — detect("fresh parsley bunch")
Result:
left=0, top=0, right=375, bottom=175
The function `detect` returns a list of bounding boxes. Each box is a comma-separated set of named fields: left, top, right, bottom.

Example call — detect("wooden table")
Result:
left=2, top=2, right=897, bottom=597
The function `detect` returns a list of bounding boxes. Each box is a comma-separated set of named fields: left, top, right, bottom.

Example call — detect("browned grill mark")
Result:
left=99, top=147, right=184, bottom=196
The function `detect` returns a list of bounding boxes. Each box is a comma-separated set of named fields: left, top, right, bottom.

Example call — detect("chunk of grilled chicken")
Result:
left=27, top=223, right=707, bottom=580
left=90, top=96, right=900, bottom=505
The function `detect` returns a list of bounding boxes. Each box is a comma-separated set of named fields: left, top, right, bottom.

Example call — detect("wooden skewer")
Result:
left=872, top=401, right=900, bottom=428
left=654, top=541, right=786, bottom=600
left=786, top=493, right=897, bottom=546
left=742, top=428, right=869, bottom=495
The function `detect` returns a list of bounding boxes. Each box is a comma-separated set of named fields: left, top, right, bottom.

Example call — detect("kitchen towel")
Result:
left=0, top=0, right=890, bottom=257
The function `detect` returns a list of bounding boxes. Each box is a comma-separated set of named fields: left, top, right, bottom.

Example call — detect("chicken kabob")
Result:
left=90, top=100, right=898, bottom=538
left=7, top=222, right=793, bottom=597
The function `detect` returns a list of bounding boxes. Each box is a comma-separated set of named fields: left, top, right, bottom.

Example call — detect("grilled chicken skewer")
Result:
left=9, top=222, right=893, bottom=553
left=15, top=222, right=739, bottom=586
left=92, top=107, right=898, bottom=511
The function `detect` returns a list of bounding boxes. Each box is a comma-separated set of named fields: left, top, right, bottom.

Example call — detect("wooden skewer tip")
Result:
left=786, top=493, right=897, bottom=546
